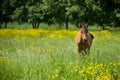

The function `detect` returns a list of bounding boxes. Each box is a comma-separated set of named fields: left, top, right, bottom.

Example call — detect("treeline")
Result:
left=0, top=0, right=120, bottom=29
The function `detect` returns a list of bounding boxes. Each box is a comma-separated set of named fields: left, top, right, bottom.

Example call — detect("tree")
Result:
left=26, top=0, right=43, bottom=28
left=1, top=0, right=120, bottom=29
left=0, top=0, right=14, bottom=28
left=50, top=0, right=86, bottom=29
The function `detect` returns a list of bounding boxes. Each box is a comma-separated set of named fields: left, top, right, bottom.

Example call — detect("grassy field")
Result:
left=0, top=28, right=120, bottom=80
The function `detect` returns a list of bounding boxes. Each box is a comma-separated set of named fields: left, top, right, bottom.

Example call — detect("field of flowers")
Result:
left=0, top=29, right=120, bottom=80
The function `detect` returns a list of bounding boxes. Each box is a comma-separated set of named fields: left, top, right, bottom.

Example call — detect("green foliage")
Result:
left=114, top=0, right=120, bottom=3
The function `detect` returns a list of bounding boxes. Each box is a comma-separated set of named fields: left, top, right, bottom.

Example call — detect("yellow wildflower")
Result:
left=55, top=69, right=59, bottom=74
left=55, top=74, right=58, bottom=78
left=52, top=75, right=55, bottom=79
left=48, top=75, right=51, bottom=79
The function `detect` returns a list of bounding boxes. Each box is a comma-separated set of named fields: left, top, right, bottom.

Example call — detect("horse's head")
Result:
left=78, top=23, right=88, bottom=43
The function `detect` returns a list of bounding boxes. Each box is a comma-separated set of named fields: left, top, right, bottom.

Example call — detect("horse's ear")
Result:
left=85, top=23, right=89, bottom=27
left=78, top=23, right=82, bottom=28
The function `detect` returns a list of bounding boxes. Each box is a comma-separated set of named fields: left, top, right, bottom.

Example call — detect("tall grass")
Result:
left=0, top=29, right=120, bottom=80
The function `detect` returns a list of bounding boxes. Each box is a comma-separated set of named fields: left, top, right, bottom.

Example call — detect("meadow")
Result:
left=0, top=27, right=120, bottom=80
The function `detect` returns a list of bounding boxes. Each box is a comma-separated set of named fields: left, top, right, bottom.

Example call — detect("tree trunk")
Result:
left=36, top=22, right=40, bottom=29
left=5, top=22, right=7, bottom=29
left=32, top=22, right=40, bottom=29
left=65, top=15, right=69, bottom=30
left=32, top=22, right=35, bottom=29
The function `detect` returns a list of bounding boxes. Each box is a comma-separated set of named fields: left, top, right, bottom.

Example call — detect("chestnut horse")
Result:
left=75, top=23, right=94, bottom=54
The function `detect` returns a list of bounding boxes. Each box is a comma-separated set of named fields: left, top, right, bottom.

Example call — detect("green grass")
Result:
left=2, top=22, right=80, bottom=30
left=0, top=29, right=120, bottom=80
